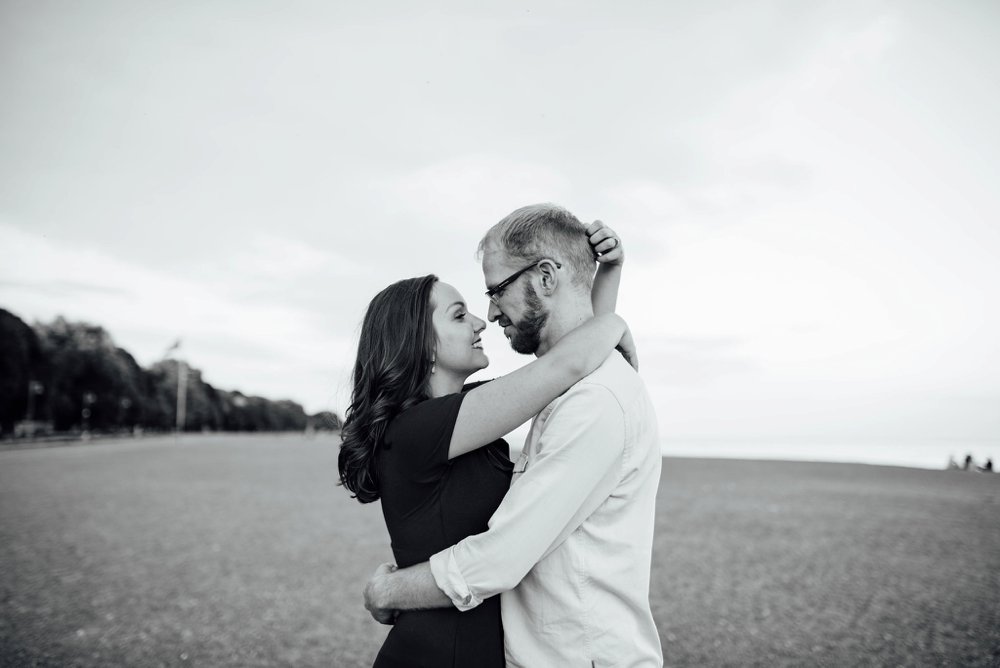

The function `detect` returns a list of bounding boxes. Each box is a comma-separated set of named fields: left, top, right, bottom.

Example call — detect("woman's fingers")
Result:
left=594, top=237, right=624, bottom=264
left=593, top=237, right=619, bottom=254
left=588, top=223, right=616, bottom=246
left=587, top=220, right=624, bottom=264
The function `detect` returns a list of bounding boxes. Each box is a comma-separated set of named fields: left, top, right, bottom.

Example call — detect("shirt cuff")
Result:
left=429, top=547, right=482, bottom=612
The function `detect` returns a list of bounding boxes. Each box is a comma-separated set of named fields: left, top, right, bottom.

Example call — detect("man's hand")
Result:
left=364, top=562, right=399, bottom=625
left=587, top=220, right=624, bottom=266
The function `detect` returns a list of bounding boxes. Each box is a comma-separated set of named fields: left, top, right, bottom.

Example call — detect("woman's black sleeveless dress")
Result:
left=373, top=382, right=512, bottom=668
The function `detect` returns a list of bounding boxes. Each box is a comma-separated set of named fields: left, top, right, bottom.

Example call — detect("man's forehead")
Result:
left=480, top=245, right=517, bottom=277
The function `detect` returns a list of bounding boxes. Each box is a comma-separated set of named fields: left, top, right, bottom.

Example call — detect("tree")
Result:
left=34, top=317, right=151, bottom=431
left=309, top=411, right=341, bottom=431
left=0, top=309, right=45, bottom=434
left=1, top=308, right=335, bottom=435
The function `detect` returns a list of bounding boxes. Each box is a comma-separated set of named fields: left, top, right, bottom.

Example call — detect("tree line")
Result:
left=0, top=308, right=340, bottom=437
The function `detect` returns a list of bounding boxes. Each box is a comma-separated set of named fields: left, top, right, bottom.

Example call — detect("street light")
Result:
left=118, top=397, right=132, bottom=430
left=24, top=381, right=44, bottom=438
left=81, top=391, right=97, bottom=437
left=163, top=340, right=187, bottom=435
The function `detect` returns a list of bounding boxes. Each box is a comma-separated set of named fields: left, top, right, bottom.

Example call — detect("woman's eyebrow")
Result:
left=448, top=301, right=466, bottom=311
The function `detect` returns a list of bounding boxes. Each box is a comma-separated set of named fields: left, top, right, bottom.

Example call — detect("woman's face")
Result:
left=430, top=282, right=489, bottom=379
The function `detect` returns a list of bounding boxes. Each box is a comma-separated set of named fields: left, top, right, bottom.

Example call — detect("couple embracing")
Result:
left=339, top=204, right=662, bottom=667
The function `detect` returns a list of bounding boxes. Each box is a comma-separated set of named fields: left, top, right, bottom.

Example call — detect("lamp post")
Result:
left=176, top=360, right=187, bottom=434
left=81, top=391, right=96, bottom=439
left=117, top=397, right=132, bottom=432
left=163, top=339, right=186, bottom=437
left=23, top=381, right=44, bottom=438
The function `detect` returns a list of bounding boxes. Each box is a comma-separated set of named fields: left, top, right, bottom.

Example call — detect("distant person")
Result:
left=978, top=458, right=993, bottom=473
left=963, top=454, right=974, bottom=471
left=339, top=213, right=644, bottom=667
left=362, top=205, right=663, bottom=667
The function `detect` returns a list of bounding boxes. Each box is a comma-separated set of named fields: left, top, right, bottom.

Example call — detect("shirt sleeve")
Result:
left=429, top=382, right=625, bottom=611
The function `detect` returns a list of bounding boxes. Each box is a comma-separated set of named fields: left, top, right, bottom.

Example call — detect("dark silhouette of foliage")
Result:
left=0, top=308, right=337, bottom=436
left=310, top=411, right=342, bottom=431
left=0, top=309, right=46, bottom=433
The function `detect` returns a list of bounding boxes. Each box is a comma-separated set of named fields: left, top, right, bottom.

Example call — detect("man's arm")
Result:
left=364, top=562, right=451, bottom=624
left=363, top=383, right=625, bottom=620
left=432, top=383, right=625, bottom=611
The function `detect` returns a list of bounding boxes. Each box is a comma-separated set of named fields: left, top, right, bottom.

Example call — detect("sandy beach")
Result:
left=1, top=434, right=997, bottom=667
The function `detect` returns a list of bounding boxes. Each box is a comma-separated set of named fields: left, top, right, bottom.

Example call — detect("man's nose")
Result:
left=487, top=301, right=501, bottom=322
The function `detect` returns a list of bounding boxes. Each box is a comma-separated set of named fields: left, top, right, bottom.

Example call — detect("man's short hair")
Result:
left=478, top=204, right=595, bottom=290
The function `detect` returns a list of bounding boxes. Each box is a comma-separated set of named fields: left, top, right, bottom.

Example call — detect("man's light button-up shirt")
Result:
left=430, top=354, right=663, bottom=667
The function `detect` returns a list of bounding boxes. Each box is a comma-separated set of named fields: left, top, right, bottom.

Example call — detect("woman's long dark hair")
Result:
left=338, top=275, right=438, bottom=503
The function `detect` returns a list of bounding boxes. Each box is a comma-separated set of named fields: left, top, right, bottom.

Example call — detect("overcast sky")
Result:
left=2, top=0, right=998, bottom=467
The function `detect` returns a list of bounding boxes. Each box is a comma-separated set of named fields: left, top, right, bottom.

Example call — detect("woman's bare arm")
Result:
left=588, top=220, right=639, bottom=370
left=447, top=312, right=627, bottom=459
left=589, top=220, right=624, bottom=315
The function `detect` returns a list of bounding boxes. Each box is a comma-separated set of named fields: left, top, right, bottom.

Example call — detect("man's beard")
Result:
left=508, top=283, right=548, bottom=355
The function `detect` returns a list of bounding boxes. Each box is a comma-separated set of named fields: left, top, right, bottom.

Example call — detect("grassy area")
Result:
left=1, top=434, right=997, bottom=666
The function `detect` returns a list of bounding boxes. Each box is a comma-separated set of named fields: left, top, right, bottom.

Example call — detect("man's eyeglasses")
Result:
left=485, top=259, right=562, bottom=305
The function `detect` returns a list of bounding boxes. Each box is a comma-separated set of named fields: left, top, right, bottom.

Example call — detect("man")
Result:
left=365, top=204, right=663, bottom=667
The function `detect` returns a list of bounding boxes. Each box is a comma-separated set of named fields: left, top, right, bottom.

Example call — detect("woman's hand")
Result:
left=616, top=325, right=639, bottom=372
left=587, top=220, right=624, bottom=266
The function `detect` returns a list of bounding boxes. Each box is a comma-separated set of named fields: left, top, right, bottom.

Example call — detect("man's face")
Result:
left=481, top=247, right=550, bottom=355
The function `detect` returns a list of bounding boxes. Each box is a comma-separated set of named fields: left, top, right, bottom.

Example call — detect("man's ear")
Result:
left=536, top=259, right=559, bottom=295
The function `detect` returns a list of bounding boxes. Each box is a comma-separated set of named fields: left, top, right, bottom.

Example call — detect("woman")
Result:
left=339, top=224, right=628, bottom=667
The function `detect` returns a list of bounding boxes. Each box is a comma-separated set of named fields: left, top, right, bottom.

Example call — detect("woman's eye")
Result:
left=456, top=312, right=466, bottom=319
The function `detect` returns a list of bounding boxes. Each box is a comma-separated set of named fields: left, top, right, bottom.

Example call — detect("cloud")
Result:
left=638, top=336, right=760, bottom=387
left=0, top=279, right=132, bottom=298
left=599, top=171, right=812, bottom=264
left=0, top=222, right=352, bottom=412
left=2, top=2, right=997, bottom=459
left=383, top=155, right=573, bottom=230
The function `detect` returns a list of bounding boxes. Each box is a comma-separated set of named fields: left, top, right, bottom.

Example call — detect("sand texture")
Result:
left=1, top=434, right=997, bottom=667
